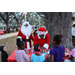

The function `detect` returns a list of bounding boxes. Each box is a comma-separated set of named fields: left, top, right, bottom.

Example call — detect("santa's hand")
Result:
left=43, top=43, right=49, bottom=49
left=41, top=47, right=45, bottom=52
left=41, top=47, right=45, bottom=50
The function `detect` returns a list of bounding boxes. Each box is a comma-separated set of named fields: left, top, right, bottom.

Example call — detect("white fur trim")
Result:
left=43, top=43, right=49, bottom=49
left=26, top=36, right=30, bottom=49
left=27, top=42, right=30, bottom=49
left=17, top=36, right=22, bottom=39
left=37, top=31, right=48, bottom=35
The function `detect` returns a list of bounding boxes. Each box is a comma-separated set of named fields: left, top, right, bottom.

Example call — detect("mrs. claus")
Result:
left=33, top=27, right=50, bottom=49
left=17, top=21, right=34, bottom=49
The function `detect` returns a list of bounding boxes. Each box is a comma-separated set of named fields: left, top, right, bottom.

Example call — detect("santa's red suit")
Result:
left=33, top=27, right=50, bottom=49
left=17, top=21, right=34, bottom=49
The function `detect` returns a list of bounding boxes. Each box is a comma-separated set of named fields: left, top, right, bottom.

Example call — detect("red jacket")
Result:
left=33, top=33, right=50, bottom=49
left=17, top=30, right=34, bottom=49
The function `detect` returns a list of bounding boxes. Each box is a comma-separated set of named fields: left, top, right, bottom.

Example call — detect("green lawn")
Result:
left=0, top=35, right=17, bottom=62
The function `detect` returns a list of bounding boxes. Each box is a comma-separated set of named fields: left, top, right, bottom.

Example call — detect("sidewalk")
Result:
left=0, top=32, right=18, bottom=40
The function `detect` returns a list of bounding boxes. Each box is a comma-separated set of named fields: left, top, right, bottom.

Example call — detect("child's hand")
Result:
left=3, top=47, right=7, bottom=51
left=44, top=54, right=51, bottom=62
left=41, top=47, right=46, bottom=50
left=41, top=47, right=45, bottom=52
left=47, top=54, right=50, bottom=59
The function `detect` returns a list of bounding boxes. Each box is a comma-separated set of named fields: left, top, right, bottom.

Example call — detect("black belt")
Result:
left=22, top=39, right=31, bottom=42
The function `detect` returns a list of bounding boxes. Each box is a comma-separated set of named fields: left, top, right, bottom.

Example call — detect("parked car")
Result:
left=0, top=31, right=4, bottom=35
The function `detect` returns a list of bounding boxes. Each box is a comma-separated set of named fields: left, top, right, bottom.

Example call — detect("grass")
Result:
left=0, top=31, right=34, bottom=62
left=0, top=35, right=17, bottom=62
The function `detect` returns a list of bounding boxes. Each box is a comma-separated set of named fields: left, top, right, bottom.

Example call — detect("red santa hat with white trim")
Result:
left=37, top=27, right=48, bottom=36
left=37, top=27, right=49, bottom=49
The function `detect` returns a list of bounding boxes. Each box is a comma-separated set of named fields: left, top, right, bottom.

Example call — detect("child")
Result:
left=15, top=37, right=29, bottom=62
left=0, top=46, right=8, bottom=62
left=49, top=34, right=65, bottom=62
left=64, top=36, right=75, bottom=62
left=30, top=44, right=45, bottom=62
left=72, top=24, right=75, bottom=38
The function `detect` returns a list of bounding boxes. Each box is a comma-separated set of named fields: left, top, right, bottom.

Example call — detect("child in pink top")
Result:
left=15, top=37, right=29, bottom=62
left=64, top=37, right=75, bottom=62
left=69, top=37, right=75, bottom=62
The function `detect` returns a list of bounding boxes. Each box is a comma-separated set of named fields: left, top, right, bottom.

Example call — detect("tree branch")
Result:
left=0, top=14, right=7, bottom=23
left=13, top=14, right=19, bottom=25
left=37, top=12, right=46, bottom=18
left=18, top=13, right=24, bottom=19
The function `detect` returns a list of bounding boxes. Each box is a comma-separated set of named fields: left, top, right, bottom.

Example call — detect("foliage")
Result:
left=0, top=26, right=3, bottom=29
left=0, top=12, right=47, bottom=29
left=0, top=12, right=73, bottom=29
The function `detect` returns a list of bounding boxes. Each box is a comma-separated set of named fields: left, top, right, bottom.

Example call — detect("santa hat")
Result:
left=37, top=27, right=48, bottom=35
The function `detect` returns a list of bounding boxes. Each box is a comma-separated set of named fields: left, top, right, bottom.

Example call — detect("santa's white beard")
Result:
left=37, top=31, right=48, bottom=39
left=21, top=25, right=32, bottom=38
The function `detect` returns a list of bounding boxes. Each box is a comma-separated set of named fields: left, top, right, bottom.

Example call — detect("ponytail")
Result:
left=16, top=38, right=24, bottom=48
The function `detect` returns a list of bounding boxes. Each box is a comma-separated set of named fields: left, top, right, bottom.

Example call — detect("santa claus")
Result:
left=33, top=27, right=50, bottom=49
left=17, top=21, right=34, bottom=49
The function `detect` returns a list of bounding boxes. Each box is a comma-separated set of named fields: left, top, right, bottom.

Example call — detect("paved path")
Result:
left=0, top=32, right=18, bottom=40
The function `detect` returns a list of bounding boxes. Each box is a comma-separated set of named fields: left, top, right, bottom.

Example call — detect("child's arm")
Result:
left=27, top=59, right=30, bottom=62
left=50, top=54, right=54, bottom=62
left=23, top=51, right=29, bottom=62
left=49, top=49, right=55, bottom=62
left=63, top=47, right=65, bottom=57
left=44, top=54, right=51, bottom=62
left=63, top=52, right=65, bottom=57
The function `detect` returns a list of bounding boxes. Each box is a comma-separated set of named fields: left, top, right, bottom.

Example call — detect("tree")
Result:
left=38, top=12, right=72, bottom=50
left=0, top=12, right=42, bottom=29
left=26, top=12, right=40, bottom=25
left=11, top=12, right=24, bottom=26
left=0, top=12, right=11, bottom=30
left=72, top=12, right=75, bottom=21
left=36, top=12, right=46, bottom=26
left=12, top=12, right=40, bottom=27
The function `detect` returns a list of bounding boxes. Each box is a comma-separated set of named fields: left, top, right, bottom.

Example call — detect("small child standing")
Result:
left=64, top=36, right=75, bottom=62
left=49, top=34, right=65, bottom=62
left=69, top=36, right=75, bottom=62
left=30, top=44, right=45, bottom=62
left=15, top=37, right=29, bottom=62
left=0, top=46, right=8, bottom=62
left=72, top=24, right=75, bottom=38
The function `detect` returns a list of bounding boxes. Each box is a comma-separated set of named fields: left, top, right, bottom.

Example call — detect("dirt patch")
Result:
left=0, top=35, right=17, bottom=62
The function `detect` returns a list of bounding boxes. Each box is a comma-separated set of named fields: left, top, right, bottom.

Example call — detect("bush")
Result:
left=0, top=26, right=3, bottom=29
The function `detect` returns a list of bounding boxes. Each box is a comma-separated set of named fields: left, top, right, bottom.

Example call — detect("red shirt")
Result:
left=33, top=33, right=50, bottom=49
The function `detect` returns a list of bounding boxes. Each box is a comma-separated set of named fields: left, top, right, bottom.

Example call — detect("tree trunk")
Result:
left=46, top=12, right=72, bottom=50
left=6, top=12, right=9, bottom=30
left=6, top=23, right=9, bottom=30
